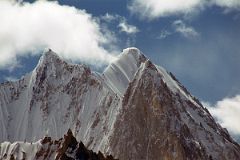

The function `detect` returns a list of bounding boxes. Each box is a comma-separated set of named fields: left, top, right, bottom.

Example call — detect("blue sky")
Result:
left=0, top=0, right=240, bottom=138
left=1, top=0, right=240, bottom=102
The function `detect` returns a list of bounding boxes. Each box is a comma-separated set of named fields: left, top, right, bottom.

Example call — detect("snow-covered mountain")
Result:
left=0, top=48, right=240, bottom=159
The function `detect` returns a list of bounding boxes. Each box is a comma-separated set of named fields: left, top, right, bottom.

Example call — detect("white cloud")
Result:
left=212, top=0, right=240, bottom=9
left=0, top=0, right=118, bottom=69
left=128, top=0, right=204, bottom=19
left=100, top=13, right=139, bottom=35
left=128, top=0, right=240, bottom=19
left=118, top=19, right=139, bottom=34
left=172, top=20, right=199, bottom=38
left=203, top=95, right=240, bottom=136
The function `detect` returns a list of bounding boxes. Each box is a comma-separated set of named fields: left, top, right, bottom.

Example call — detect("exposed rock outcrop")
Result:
left=0, top=48, right=240, bottom=160
left=0, top=129, right=117, bottom=160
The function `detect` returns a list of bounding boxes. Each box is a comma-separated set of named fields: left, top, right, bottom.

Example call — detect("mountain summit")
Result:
left=0, top=48, right=240, bottom=160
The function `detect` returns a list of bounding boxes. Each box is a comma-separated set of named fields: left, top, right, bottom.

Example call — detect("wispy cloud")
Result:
left=172, top=20, right=199, bottom=38
left=213, top=0, right=240, bottom=9
left=0, top=0, right=118, bottom=69
left=118, top=19, right=139, bottom=35
left=203, top=95, right=240, bottom=136
left=100, top=13, right=119, bottom=22
left=157, top=30, right=172, bottom=39
left=128, top=0, right=240, bottom=20
left=100, top=13, right=139, bottom=35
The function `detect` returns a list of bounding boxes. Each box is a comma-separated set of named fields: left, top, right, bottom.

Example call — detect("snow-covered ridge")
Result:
left=103, top=47, right=201, bottom=106
left=0, top=47, right=240, bottom=160
left=103, top=47, right=146, bottom=96
left=0, top=47, right=225, bottom=142
left=1, top=47, right=199, bottom=109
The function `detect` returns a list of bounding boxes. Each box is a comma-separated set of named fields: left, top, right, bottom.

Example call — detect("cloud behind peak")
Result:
left=203, top=95, right=240, bottom=137
left=0, top=0, right=118, bottom=69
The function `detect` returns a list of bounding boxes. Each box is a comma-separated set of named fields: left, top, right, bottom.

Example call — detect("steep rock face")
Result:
left=0, top=50, right=121, bottom=152
left=0, top=48, right=240, bottom=160
left=108, top=60, right=240, bottom=159
left=0, top=129, right=117, bottom=160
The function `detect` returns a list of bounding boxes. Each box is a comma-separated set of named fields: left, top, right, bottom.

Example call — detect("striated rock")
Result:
left=0, top=48, right=240, bottom=160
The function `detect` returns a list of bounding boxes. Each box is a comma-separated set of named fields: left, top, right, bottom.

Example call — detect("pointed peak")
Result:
left=36, top=49, right=64, bottom=69
left=122, top=47, right=141, bottom=55
left=103, top=47, right=148, bottom=96
left=66, top=129, right=73, bottom=136
left=42, top=48, right=61, bottom=61
left=109, top=47, right=147, bottom=70
left=121, top=47, right=146, bottom=63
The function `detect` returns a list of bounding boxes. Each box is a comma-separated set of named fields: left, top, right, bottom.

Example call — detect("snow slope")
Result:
left=0, top=48, right=240, bottom=160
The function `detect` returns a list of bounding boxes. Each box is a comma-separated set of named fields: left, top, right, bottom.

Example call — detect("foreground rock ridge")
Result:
left=0, top=129, right=117, bottom=160
left=0, top=47, right=240, bottom=160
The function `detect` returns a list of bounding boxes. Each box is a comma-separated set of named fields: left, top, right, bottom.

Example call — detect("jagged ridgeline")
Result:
left=0, top=129, right=117, bottom=160
left=0, top=48, right=240, bottom=160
